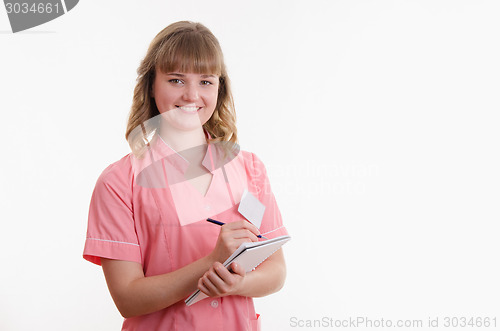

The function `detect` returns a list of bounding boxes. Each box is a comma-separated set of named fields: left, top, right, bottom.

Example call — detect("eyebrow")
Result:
left=165, top=73, right=217, bottom=78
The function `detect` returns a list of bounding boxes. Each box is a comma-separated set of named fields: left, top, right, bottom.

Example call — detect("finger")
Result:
left=230, top=262, right=246, bottom=277
left=231, top=229, right=259, bottom=242
left=242, top=221, right=261, bottom=237
left=220, top=231, right=258, bottom=249
left=198, top=278, right=212, bottom=297
left=206, top=267, right=229, bottom=293
left=224, top=220, right=261, bottom=237
left=213, top=262, right=236, bottom=284
left=201, top=272, right=220, bottom=297
left=219, top=239, right=253, bottom=257
left=221, top=220, right=245, bottom=231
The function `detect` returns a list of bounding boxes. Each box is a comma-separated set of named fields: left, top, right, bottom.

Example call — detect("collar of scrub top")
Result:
left=154, top=129, right=238, bottom=206
left=154, top=128, right=216, bottom=176
left=132, top=129, right=213, bottom=188
left=135, top=127, right=238, bottom=204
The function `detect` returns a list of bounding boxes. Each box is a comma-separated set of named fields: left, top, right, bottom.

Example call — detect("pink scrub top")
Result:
left=83, top=134, right=288, bottom=331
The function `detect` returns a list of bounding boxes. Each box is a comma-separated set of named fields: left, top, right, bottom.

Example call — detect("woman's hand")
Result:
left=198, top=261, right=246, bottom=297
left=208, top=220, right=261, bottom=263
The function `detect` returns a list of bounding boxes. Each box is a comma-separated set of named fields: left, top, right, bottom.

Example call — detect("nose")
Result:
left=183, top=83, right=199, bottom=101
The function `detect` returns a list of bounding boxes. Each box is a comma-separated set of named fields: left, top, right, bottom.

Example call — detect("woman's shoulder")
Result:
left=237, top=149, right=268, bottom=175
left=238, top=149, right=264, bottom=164
left=96, top=153, right=134, bottom=188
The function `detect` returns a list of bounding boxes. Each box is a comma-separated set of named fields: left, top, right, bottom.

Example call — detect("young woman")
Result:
left=83, top=21, right=288, bottom=331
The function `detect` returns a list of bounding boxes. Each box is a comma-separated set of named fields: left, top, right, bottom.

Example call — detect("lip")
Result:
left=176, top=105, right=201, bottom=114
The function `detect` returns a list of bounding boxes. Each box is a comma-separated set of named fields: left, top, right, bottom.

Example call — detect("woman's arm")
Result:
left=101, top=220, right=261, bottom=318
left=101, top=255, right=213, bottom=318
left=236, top=248, right=286, bottom=297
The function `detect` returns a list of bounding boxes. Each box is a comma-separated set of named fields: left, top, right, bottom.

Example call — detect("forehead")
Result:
left=155, top=37, right=223, bottom=76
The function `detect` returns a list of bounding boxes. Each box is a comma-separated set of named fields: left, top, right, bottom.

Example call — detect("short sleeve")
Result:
left=248, top=153, right=288, bottom=239
left=83, top=158, right=141, bottom=266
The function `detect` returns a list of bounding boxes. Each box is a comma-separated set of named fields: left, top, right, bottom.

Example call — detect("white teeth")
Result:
left=178, top=106, right=199, bottom=112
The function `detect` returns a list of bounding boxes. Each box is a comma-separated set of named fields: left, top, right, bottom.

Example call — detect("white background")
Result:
left=1, top=1, right=499, bottom=330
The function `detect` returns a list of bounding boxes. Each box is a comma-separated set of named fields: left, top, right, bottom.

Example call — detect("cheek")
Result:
left=155, top=89, right=178, bottom=110
left=208, top=90, right=219, bottom=107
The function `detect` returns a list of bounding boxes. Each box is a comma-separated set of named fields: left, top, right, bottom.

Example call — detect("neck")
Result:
left=159, top=123, right=207, bottom=153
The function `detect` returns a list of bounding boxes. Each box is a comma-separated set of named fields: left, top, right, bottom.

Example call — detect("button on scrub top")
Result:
left=83, top=133, right=288, bottom=331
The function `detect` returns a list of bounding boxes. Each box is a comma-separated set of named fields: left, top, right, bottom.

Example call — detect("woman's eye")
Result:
left=201, top=80, right=212, bottom=86
left=169, top=79, right=182, bottom=84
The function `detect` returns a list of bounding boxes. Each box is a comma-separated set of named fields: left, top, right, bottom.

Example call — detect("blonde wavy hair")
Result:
left=125, top=21, right=237, bottom=157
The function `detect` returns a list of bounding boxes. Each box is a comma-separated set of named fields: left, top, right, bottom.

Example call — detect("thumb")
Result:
left=231, top=262, right=246, bottom=276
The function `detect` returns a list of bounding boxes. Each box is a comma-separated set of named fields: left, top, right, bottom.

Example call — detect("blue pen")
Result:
left=206, top=218, right=268, bottom=239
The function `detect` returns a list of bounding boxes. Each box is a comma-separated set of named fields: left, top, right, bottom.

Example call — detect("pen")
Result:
left=206, top=218, right=268, bottom=239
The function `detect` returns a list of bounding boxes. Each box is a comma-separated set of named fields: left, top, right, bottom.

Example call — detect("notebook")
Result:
left=185, top=235, right=291, bottom=306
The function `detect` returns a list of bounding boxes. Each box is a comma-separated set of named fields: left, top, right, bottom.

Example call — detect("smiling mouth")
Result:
left=176, top=105, right=201, bottom=113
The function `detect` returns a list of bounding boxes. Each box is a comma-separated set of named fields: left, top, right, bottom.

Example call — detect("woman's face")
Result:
left=152, top=70, right=219, bottom=132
